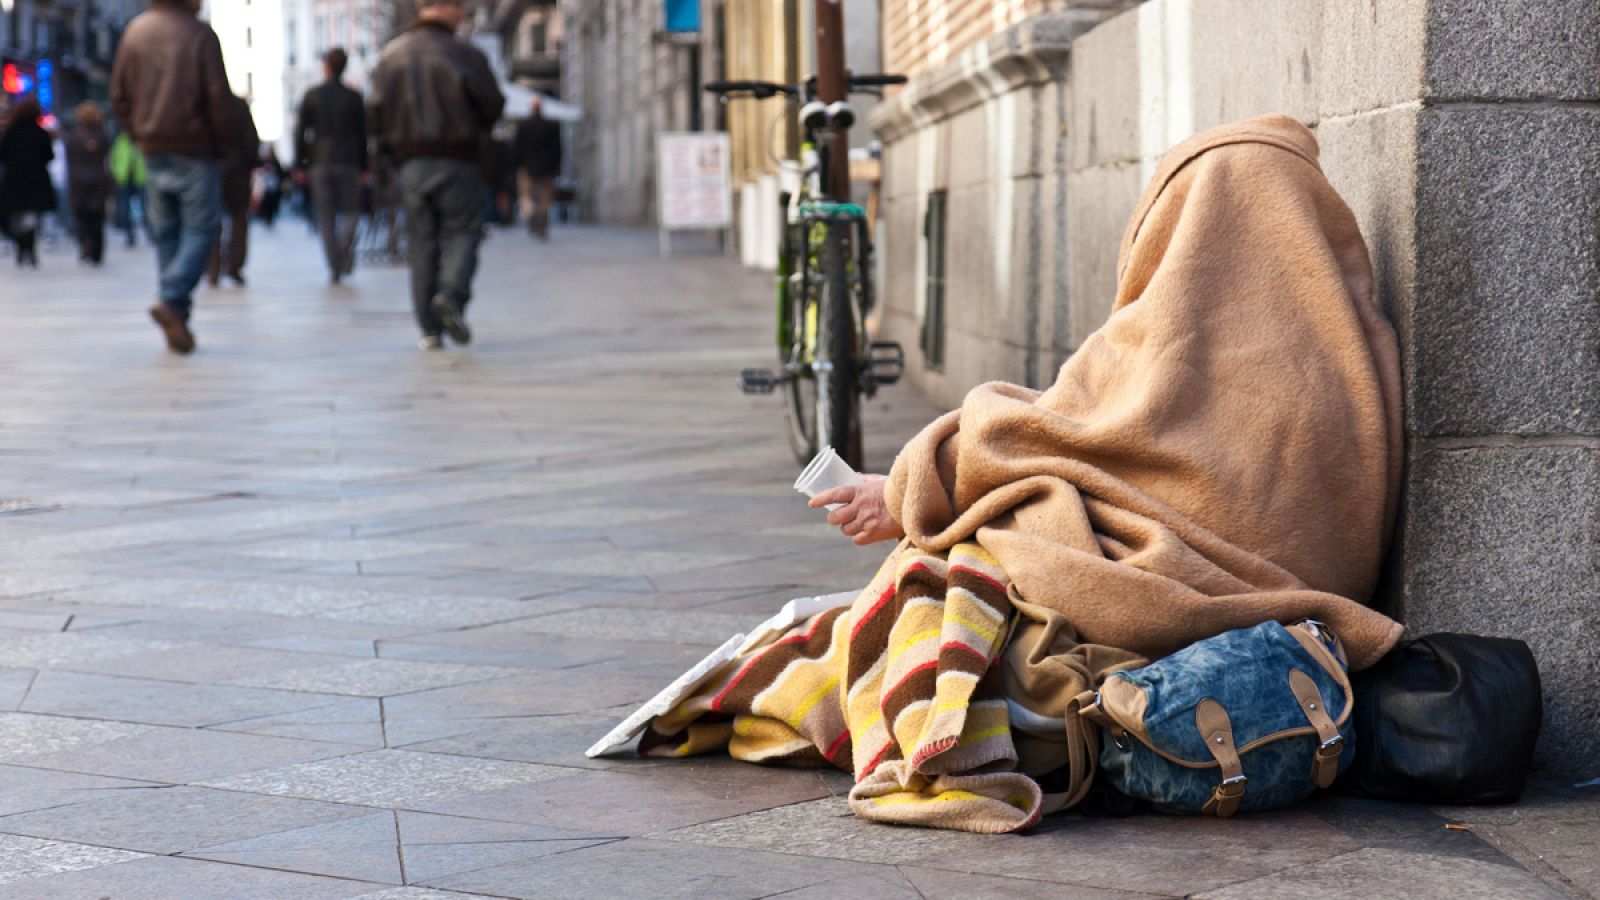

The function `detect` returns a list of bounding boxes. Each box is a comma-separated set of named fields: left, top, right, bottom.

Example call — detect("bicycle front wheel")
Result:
left=814, top=221, right=862, bottom=469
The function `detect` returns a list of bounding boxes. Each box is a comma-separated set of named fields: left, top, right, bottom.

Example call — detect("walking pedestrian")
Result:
left=66, top=102, right=113, bottom=266
left=110, top=131, right=147, bottom=247
left=294, top=47, right=367, bottom=284
left=256, top=147, right=286, bottom=228
left=206, top=94, right=260, bottom=287
left=0, top=99, right=57, bottom=269
left=368, top=0, right=505, bottom=350
left=513, top=97, right=562, bottom=240
left=110, top=0, right=234, bottom=355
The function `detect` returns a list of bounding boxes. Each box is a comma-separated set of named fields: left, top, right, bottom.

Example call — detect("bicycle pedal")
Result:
left=868, top=341, right=906, bottom=385
left=740, top=368, right=779, bottom=394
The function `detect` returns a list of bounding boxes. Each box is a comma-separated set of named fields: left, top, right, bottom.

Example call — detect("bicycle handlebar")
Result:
left=849, top=74, right=908, bottom=88
left=704, top=73, right=907, bottom=101
left=703, top=80, right=797, bottom=99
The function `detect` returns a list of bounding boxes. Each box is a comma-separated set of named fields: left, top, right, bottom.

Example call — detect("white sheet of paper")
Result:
left=584, top=590, right=858, bottom=759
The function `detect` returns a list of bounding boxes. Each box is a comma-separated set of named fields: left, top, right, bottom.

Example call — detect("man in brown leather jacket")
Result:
left=368, top=0, right=505, bottom=350
left=110, top=0, right=233, bottom=355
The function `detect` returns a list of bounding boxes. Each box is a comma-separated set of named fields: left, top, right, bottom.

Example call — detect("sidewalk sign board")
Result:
left=657, top=131, right=733, bottom=256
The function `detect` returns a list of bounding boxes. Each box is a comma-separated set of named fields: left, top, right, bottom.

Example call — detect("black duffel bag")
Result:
left=1338, top=633, right=1541, bottom=804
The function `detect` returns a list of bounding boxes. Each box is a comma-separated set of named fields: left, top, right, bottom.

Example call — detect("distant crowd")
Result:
left=0, top=0, right=564, bottom=356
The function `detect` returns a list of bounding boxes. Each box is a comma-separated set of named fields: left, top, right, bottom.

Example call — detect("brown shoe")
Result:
left=148, top=303, right=196, bottom=355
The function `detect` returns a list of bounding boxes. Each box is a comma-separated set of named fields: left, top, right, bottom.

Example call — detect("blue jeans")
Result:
left=144, top=155, right=221, bottom=319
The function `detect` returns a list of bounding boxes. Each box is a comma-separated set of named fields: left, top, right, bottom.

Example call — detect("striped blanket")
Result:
left=639, top=542, right=1046, bottom=833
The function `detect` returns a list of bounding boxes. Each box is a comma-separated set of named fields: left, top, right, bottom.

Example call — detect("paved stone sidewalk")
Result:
left=0, top=224, right=1590, bottom=898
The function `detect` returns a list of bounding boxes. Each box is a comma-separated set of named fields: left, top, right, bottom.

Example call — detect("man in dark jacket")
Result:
left=205, top=94, right=260, bottom=287
left=295, top=47, right=367, bottom=284
left=513, top=97, right=561, bottom=240
left=110, top=0, right=233, bottom=354
left=368, top=0, right=505, bottom=350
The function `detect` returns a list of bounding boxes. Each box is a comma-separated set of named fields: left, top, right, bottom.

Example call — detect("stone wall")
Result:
left=562, top=0, right=698, bottom=226
left=872, top=0, right=1599, bottom=772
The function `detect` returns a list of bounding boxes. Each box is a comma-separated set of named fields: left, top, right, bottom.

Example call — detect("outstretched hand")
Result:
left=809, top=474, right=905, bottom=546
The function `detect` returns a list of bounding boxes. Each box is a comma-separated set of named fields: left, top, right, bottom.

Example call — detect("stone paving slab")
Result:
left=0, top=225, right=1589, bottom=897
left=197, top=749, right=571, bottom=809
left=13, top=722, right=364, bottom=783
left=419, top=836, right=914, bottom=900
left=0, top=785, right=372, bottom=855
left=18, top=669, right=342, bottom=727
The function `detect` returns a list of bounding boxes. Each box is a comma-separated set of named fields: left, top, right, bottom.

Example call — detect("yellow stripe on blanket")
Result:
left=865, top=789, right=987, bottom=807
left=784, top=674, right=840, bottom=730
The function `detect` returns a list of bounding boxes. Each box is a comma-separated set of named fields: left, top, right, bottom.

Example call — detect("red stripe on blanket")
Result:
left=824, top=729, right=851, bottom=763
left=948, top=564, right=1006, bottom=595
left=711, top=611, right=834, bottom=713
left=940, top=640, right=991, bottom=662
left=881, top=659, right=939, bottom=709
left=849, top=582, right=897, bottom=642
left=910, top=734, right=959, bottom=769
left=863, top=739, right=895, bottom=775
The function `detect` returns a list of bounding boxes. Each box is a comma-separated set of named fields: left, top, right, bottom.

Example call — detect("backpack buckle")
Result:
left=1204, top=774, right=1248, bottom=818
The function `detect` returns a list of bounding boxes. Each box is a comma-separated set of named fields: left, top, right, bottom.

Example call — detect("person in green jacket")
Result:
left=109, top=132, right=147, bottom=248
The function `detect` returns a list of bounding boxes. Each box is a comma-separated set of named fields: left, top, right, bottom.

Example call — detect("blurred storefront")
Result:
left=1, top=0, right=143, bottom=122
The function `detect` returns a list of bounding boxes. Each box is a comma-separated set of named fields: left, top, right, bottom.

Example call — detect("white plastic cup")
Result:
left=794, top=446, right=863, bottom=510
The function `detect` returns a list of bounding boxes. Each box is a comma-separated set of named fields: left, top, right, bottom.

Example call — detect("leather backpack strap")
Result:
left=1196, top=699, right=1246, bottom=817
left=1075, top=691, right=1111, bottom=726
left=1288, top=668, right=1344, bottom=788
left=1060, top=692, right=1102, bottom=810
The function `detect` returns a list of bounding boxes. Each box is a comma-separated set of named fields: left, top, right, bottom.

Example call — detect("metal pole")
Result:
left=812, top=0, right=849, bottom=201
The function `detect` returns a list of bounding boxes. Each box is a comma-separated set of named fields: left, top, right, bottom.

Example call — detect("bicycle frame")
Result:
left=706, top=58, right=906, bottom=467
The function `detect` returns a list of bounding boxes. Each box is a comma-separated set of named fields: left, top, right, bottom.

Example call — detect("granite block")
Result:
left=1400, top=444, right=1600, bottom=773
left=1411, top=106, right=1600, bottom=437
left=1424, top=0, right=1600, bottom=101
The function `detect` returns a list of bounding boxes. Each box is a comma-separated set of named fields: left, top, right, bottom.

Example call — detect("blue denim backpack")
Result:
left=1076, top=620, right=1353, bottom=817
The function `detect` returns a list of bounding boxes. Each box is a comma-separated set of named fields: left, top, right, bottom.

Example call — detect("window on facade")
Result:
left=921, top=191, right=948, bottom=370
left=245, top=26, right=252, bottom=48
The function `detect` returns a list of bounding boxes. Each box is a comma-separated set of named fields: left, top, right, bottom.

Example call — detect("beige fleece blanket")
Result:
left=885, top=114, right=1405, bottom=671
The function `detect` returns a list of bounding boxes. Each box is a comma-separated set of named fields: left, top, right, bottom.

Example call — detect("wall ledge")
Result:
left=869, top=9, right=1113, bottom=144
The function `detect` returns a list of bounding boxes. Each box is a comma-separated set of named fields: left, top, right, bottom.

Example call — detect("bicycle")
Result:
left=706, top=72, right=907, bottom=471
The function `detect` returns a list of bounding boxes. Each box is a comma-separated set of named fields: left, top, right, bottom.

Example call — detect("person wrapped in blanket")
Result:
left=635, top=114, right=1406, bottom=834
